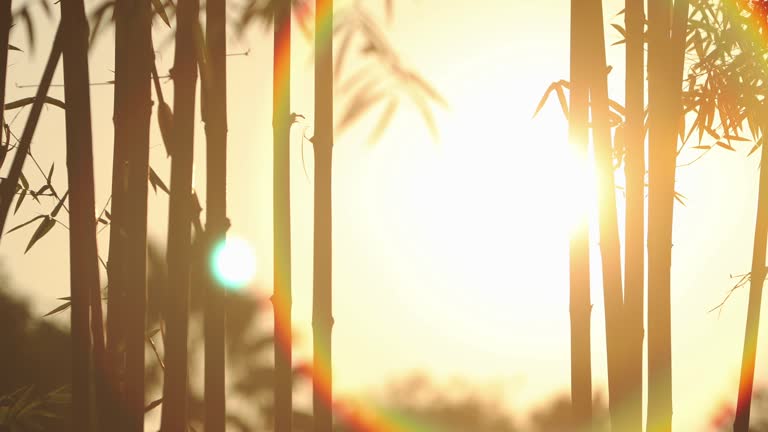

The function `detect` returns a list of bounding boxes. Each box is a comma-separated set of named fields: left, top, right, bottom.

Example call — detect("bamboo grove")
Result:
left=0, top=0, right=447, bottom=430
left=537, top=0, right=768, bottom=430
left=11, top=0, right=768, bottom=430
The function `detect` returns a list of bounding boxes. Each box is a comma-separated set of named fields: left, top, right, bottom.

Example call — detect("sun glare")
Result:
left=210, top=236, right=258, bottom=291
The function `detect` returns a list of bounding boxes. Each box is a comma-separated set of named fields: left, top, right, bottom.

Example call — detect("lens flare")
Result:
left=210, top=237, right=257, bottom=291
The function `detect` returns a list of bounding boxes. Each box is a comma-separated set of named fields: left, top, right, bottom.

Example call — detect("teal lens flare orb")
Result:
left=210, top=237, right=257, bottom=291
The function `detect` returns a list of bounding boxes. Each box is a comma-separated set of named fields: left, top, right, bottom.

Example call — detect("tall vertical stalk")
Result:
left=568, top=0, right=592, bottom=428
left=61, top=0, right=101, bottom=428
left=115, top=0, right=153, bottom=431
left=204, top=0, right=228, bottom=430
left=584, top=0, right=626, bottom=429
left=624, top=0, right=646, bottom=429
left=0, top=0, right=10, bottom=126
left=273, top=0, right=293, bottom=431
left=160, top=0, right=199, bottom=428
left=0, top=28, right=62, bottom=239
left=313, top=0, right=334, bottom=431
left=647, top=1, right=688, bottom=430
left=734, top=115, right=768, bottom=432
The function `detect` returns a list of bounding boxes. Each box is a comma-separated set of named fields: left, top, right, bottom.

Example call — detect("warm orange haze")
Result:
left=3, top=0, right=768, bottom=431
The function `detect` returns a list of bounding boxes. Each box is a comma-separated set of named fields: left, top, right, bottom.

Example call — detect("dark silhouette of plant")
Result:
left=108, top=0, right=153, bottom=431
left=567, top=0, right=593, bottom=429
left=202, top=0, right=228, bottom=430
left=60, top=0, right=103, bottom=428
left=160, top=0, right=199, bottom=429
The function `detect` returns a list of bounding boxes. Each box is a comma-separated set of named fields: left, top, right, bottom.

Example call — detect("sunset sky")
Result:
left=1, top=0, right=766, bottom=429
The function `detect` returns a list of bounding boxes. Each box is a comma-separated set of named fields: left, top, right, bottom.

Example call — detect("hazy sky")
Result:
left=2, top=0, right=766, bottom=429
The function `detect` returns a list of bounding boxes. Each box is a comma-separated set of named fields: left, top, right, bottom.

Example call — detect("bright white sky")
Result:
left=1, top=0, right=766, bottom=429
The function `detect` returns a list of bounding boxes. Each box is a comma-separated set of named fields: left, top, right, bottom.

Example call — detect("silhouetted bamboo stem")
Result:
left=585, top=0, right=627, bottom=429
left=647, top=1, right=688, bottom=430
left=61, top=0, right=102, bottom=428
left=106, top=0, right=130, bottom=427
left=568, top=0, right=592, bottom=428
left=734, top=113, right=768, bottom=432
left=114, top=0, right=153, bottom=430
left=273, top=0, right=293, bottom=430
left=203, top=0, right=227, bottom=430
left=0, top=0, right=11, bottom=126
left=0, top=26, right=62, bottom=240
left=624, top=0, right=645, bottom=429
left=313, top=0, right=334, bottom=431
left=160, top=0, right=198, bottom=428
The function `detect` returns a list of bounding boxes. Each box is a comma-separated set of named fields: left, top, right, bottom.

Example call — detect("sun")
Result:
left=210, top=236, right=258, bottom=291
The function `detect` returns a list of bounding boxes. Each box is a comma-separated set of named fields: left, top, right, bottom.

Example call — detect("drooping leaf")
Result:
left=13, top=189, right=26, bottom=215
left=151, top=0, right=171, bottom=27
left=368, top=98, right=399, bottom=145
left=149, top=168, right=170, bottom=195
left=158, top=101, right=174, bottom=157
left=715, top=140, right=736, bottom=151
left=6, top=214, right=46, bottom=234
left=24, top=216, right=55, bottom=253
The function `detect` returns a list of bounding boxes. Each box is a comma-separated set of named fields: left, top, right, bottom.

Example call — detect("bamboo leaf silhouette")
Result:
left=368, top=98, right=399, bottom=144
left=6, top=214, right=45, bottom=234
left=24, top=215, right=54, bottom=253
left=337, top=85, right=386, bottom=133
left=13, top=189, right=26, bottom=215
left=51, top=191, right=68, bottom=218
left=152, top=0, right=171, bottom=27
left=88, top=1, right=114, bottom=48
left=145, top=398, right=163, bottom=413
left=46, top=164, right=54, bottom=185
left=8, top=44, right=21, bottom=52
left=19, top=8, right=33, bottom=52
left=43, top=301, right=71, bottom=317
left=149, top=168, right=170, bottom=195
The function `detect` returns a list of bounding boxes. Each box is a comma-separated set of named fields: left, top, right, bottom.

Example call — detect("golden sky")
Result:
left=2, top=0, right=766, bottom=429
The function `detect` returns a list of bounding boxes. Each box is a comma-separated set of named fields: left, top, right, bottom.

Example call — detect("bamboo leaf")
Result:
left=51, top=191, right=68, bottom=218
left=13, top=189, right=26, bottom=215
left=43, top=301, right=71, bottom=317
left=149, top=168, right=170, bottom=195
left=6, top=214, right=46, bottom=235
left=24, top=216, right=55, bottom=253
left=368, top=98, right=399, bottom=145
left=152, top=0, right=171, bottom=27
left=8, top=44, right=21, bottom=52
left=144, top=398, right=162, bottom=413
left=715, top=141, right=736, bottom=151
left=158, top=101, right=174, bottom=157
left=46, top=164, right=54, bottom=185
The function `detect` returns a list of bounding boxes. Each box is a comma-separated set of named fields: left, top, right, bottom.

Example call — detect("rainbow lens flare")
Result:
left=210, top=236, right=257, bottom=291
